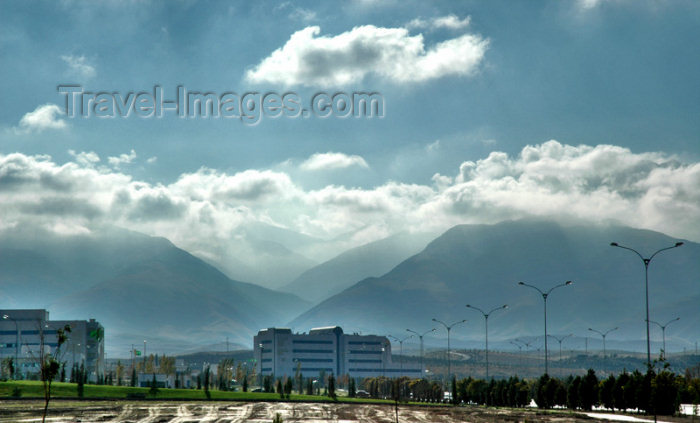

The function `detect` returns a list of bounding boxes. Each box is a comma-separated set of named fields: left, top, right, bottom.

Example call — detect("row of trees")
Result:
left=356, top=368, right=700, bottom=416
left=532, top=368, right=700, bottom=415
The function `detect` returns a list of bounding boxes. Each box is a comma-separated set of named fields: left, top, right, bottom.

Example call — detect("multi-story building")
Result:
left=253, top=326, right=422, bottom=379
left=0, top=309, right=104, bottom=381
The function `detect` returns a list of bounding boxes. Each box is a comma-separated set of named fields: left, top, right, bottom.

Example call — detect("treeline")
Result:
left=359, top=368, right=700, bottom=416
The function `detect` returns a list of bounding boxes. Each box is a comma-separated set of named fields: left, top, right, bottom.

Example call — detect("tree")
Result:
left=130, top=367, right=137, bottom=387
left=276, top=378, right=284, bottom=398
left=652, top=370, right=680, bottom=415
left=613, top=371, right=631, bottom=411
left=600, top=375, right=616, bottom=411
left=159, top=355, right=176, bottom=377
left=328, top=373, right=336, bottom=400
left=579, top=369, right=599, bottom=411
left=284, top=377, right=293, bottom=399
left=567, top=376, right=581, bottom=410
left=306, top=378, right=313, bottom=395
left=203, top=366, right=211, bottom=400
left=451, top=375, right=458, bottom=405
left=242, top=374, right=248, bottom=392
left=115, top=361, right=124, bottom=386
left=149, top=373, right=159, bottom=397
left=349, top=377, right=356, bottom=398
left=33, top=323, right=71, bottom=423
left=77, top=364, right=85, bottom=398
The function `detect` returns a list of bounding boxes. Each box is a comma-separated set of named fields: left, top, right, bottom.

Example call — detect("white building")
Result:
left=253, top=326, right=422, bottom=379
left=0, top=309, right=104, bottom=381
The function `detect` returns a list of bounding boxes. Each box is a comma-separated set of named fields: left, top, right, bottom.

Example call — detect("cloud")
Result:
left=107, top=149, right=137, bottom=168
left=407, top=15, right=471, bottom=31
left=300, top=152, right=369, bottom=171
left=16, top=104, right=67, bottom=133
left=60, top=54, right=96, bottom=80
left=245, top=25, right=488, bottom=86
left=1, top=141, right=699, bottom=279
left=68, top=150, right=100, bottom=167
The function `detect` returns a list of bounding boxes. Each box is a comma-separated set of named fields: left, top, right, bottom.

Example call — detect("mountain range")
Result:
left=290, top=220, right=700, bottom=351
left=1, top=219, right=698, bottom=356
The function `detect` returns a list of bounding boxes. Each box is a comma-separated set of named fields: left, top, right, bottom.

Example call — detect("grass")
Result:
left=0, top=381, right=431, bottom=405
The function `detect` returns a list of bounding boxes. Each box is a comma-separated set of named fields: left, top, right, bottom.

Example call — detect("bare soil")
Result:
left=0, top=400, right=689, bottom=423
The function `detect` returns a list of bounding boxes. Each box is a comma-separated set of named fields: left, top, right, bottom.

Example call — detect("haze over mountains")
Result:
left=280, top=231, right=436, bottom=303
left=290, top=220, right=700, bottom=351
left=0, top=226, right=309, bottom=353
left=1, top=219, right=698, bottom=357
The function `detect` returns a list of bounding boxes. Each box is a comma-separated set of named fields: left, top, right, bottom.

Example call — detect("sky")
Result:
left=1, top=0, right=699, bottom=286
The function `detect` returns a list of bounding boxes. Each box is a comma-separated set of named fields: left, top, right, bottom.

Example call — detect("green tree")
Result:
left=242, top=374, right=248, bottom=392
left=652, top=370, right=680, bottom=415
left=203, top=366, right=211, bottom=399
left=328, top=373, right=336, bottom=400
left=600, top=374, right=616, bottom=411
left=130, top=367, right=136, bottom=387
left=276, top=378, right=284, bottom=398
left=284, top=377, right=293, bottom=399
left=306, top=378, right=313, bottom=395
left=613, top=371, right=631, bottom=411
left=149, top=373, right=159, bottom=397
left=567, top=376, right=581, bottom=410
left=578, top=369, right=599, bottom=411
left=349, top=377, right=356, bottom=398
left=77, top=365, right=85, bottom=398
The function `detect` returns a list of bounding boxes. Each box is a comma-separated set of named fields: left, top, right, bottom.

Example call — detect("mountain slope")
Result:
left=289, top=220, right=700, bottom=350
left=280, top=232, right=435, bottom=303
left=0, top=226, right=310, bottom=353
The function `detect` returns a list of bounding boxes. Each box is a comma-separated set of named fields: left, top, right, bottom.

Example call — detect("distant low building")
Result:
left=0, top=309, right=104, bottom=382
left=253, top=326, right=422, bottom=379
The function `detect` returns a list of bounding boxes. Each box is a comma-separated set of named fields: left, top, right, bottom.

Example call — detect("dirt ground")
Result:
left=0, top=400, right=690, bottom=423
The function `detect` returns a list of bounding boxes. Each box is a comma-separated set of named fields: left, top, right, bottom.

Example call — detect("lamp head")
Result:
left=588, top=328, right=593, bottom=331
left=432, top=318, right=438, bottom=322
left=675, top=242, right=684, bottom=247
left=502, top=304, right=509, bottom=309
left=518, top=281, right=525, bottom=285
left=610, top=242, right=619, bottom=246
left=2, top=315, right=8, bottom=319
left=565, top=280, right=573, bottom=285
left=466, top=304, right=471, bottom=308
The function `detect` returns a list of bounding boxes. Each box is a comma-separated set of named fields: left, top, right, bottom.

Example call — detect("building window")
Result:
left=348, top=350, right=382, bottom=355
left=292, top=349, right=333, bottom=354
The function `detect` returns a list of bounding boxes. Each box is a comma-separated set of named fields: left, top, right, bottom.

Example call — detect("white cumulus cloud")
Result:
left=16, top=104, right=67, bottom=133
left=107, top=149, right=137, bottom=168
left=300, top=152, right=369, bottom=171
left=245, top=25, right=488, bottom=86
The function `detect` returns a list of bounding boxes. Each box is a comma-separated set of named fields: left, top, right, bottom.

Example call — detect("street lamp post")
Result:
left=510, top=340, right=523, bottom=371
left=466, top=304, right=508, bottom=379
left=588, top=327, right=618, bottom=360
left=388, top=334, right=413, bottom=373
left=549, top=334, right=572, bottom=377
left=518, top=280, right=573, bottom=375
left=406, top=328, right=435, bottom=376
left=432, top=318, right=467, bottom=385
left=2, top=315, right=19, bottom=380
left=610, top=241, right=684, bottom=367
left=649, top=317, right=680, bottom=359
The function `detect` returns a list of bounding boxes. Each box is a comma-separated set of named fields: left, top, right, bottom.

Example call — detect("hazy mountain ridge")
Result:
left=0, top=226, right=311, bottom=354
left=289, top=220, right=700, bottom=351
left=280, top=231, right=436, bottom=303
